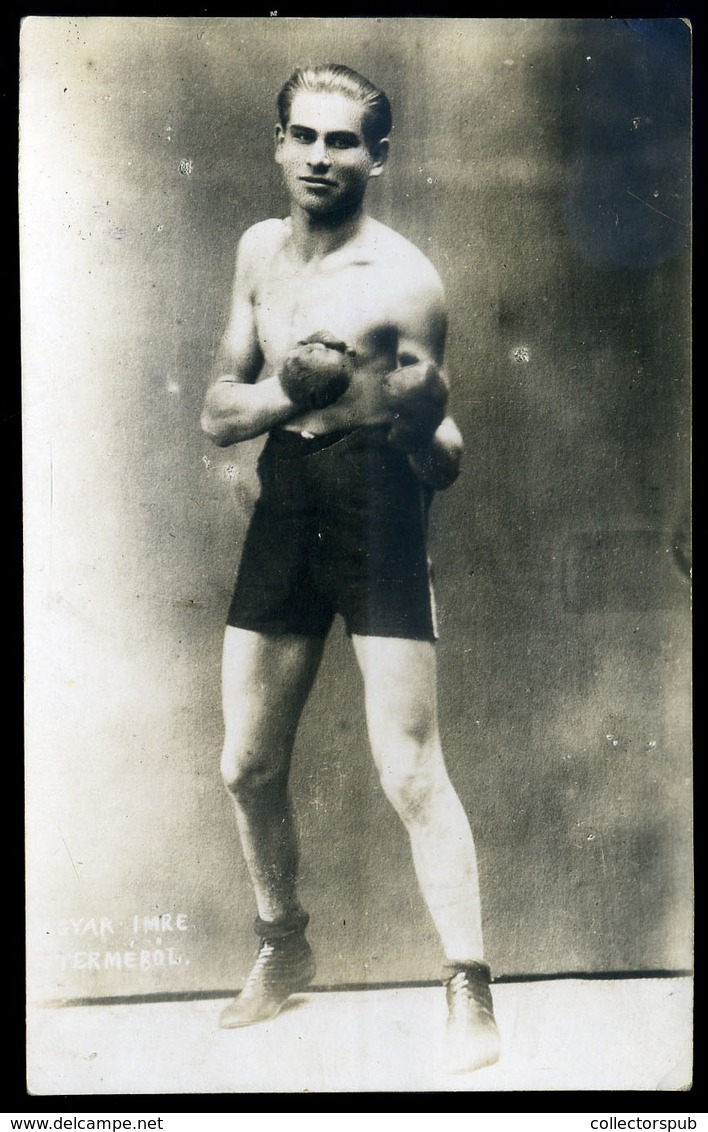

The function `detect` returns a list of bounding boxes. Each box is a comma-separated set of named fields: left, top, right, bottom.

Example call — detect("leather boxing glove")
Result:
left=382, top=359, right=448, bottom=451
left=279, top=331, right=354, bottom=411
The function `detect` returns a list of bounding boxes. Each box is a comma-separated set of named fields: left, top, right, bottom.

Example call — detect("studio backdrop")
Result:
left=22, top=17, right=691, bottom=1002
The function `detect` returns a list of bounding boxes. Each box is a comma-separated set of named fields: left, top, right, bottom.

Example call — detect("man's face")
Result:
left=275, top=90, right=387, bottom=217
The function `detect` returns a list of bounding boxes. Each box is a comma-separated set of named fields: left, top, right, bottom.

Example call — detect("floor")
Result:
left=27, top=977, right=693, bottom=1095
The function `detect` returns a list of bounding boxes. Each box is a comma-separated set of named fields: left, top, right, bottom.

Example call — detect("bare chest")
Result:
left=253, top=257, right=396, bottom=366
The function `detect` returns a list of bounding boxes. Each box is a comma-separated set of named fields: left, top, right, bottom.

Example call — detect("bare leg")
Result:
left=218, top=627, right=324, bottom=1028
left=352, top=635, right=484, bottom=961
left=220, top=627, right=325, bottom=922
left=352, top=635, right=500, bottom=1071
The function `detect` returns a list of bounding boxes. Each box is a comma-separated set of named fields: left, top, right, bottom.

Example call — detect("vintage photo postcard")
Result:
left=21, top=17, right=692, bottom=1095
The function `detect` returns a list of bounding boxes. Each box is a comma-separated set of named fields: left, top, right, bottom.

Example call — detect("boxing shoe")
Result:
left=219, top=916, right=316, bottom=1028
left=443, top=961, right=501, bottom=1073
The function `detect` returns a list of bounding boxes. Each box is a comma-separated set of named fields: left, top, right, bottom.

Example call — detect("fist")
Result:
left=280, top=331, right=354, bottom=411
left=382, top=360, right=448, bottom=452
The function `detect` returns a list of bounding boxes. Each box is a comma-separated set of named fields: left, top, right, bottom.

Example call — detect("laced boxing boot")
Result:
left=219, top=913, right=316, bottom=1028
left=443, top=960, right=501, bottom=1072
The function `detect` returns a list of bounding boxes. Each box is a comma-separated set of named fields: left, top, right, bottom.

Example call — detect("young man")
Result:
left=201, top=64, right=500, bottom=1073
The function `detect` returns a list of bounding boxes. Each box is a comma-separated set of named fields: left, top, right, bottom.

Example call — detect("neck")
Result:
left=288, top=203, right=367, bottom=261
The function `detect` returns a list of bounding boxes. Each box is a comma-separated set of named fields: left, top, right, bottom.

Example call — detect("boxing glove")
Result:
left=279, top=331, right=354, bottom=411
left=382, top=359, right=448, bottom=451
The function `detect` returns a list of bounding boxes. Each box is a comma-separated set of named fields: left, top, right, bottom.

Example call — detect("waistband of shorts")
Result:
left=268, top=423, right=390, bottom=455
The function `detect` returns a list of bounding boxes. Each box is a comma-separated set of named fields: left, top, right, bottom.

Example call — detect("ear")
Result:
left=368, top=137, right=389, bottom=179
left=274, top=122, right=285, bottom=164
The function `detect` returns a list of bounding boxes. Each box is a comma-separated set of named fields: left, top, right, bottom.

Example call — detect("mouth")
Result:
left=300, top=177, right=337, bottom=187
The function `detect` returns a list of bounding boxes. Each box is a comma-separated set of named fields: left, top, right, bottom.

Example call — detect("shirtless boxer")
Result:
left=201, top=64, right=500, bottom=1073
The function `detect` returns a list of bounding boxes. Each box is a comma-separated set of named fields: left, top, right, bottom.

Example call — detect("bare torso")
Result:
left=245, top=215, right=446, bottom=435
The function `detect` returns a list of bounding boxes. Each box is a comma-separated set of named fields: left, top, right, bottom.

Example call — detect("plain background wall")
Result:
left=22, top=17, right=691, bottom=1001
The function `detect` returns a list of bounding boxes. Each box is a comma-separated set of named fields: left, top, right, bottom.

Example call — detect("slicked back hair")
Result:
left=277, top=64, right=392, bottom=152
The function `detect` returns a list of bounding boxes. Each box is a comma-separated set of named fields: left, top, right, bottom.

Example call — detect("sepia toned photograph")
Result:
left=21, top=17, right=692, bottom=1095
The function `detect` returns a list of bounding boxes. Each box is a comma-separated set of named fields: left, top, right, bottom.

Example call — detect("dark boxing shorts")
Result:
left=227, top=425, right=438, bottom=641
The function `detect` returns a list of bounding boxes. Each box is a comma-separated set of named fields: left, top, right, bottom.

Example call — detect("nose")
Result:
left=308, top=139, right=331, bottom=168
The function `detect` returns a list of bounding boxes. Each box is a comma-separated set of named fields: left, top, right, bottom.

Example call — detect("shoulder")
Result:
left=367, top=219, right=445, bottom=305
left=237, top=218, right=287, bottom=266
left=239, top=217, right=288, bottom=249
left=365, top=221, right=446, bottom=330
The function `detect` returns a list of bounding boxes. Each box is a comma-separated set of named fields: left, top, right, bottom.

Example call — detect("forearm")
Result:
left=201, top=374, right=297, bottom=447
left=407, top=416, right=463, bottom=490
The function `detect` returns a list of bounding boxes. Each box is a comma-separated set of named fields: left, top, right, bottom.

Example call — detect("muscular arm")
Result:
left=391, top=268, right=464, bottom=491
left=202, top=375, right=296, bottom=447
left=201, top=227, right=298, bottom=447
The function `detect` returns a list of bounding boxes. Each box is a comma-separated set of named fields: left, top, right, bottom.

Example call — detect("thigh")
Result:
left=351, top=635, right=442, bottom=767
left=221, top=627, right=325, bottom=771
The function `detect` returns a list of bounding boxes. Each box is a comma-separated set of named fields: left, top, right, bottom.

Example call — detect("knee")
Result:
left=220, top=744, right=284, bottom=802
left=369, top=711, right=444, bottom=823
left=379, top=759, right=447, bottom=827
